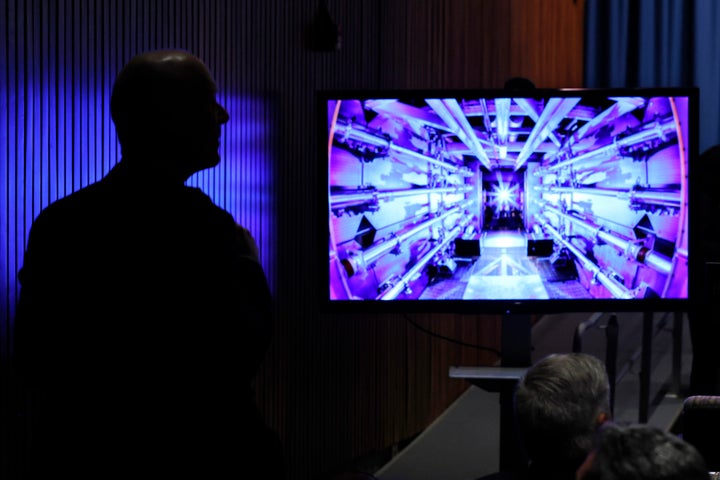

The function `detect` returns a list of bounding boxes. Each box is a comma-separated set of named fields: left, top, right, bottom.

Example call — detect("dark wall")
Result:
left=0, top=1, right=585, bottom=478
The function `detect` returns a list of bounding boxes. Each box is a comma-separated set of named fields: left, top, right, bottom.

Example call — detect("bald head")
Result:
left=111, top=50, right=229, bottom=180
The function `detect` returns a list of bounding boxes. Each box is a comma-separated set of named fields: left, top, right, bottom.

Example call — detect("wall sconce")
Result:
left=306, top=0, right=341, bottom=52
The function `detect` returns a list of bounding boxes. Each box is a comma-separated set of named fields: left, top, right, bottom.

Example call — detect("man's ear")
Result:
left=596, top=411, right=610, bottom=426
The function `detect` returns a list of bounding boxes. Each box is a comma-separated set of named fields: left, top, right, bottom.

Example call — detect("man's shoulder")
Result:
left=181, top=186, right=236, bottom=222
left=33, top=181, right=109, bottom=226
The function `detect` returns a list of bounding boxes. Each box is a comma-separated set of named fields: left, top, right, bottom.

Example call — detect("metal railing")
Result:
left=572, top=311, right=684, bottom=422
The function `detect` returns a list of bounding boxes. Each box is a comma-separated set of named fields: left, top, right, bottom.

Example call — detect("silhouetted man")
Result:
left=14, top=50, right=282, bottom=478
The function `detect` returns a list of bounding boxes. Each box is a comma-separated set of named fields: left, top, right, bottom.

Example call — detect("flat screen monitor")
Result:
left=320, top=87, right=699, bottom=315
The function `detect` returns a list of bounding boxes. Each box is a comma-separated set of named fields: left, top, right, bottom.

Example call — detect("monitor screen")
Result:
left=321, top=87, right=699, bottom=314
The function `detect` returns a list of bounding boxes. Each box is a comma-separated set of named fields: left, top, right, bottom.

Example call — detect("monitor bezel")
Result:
left=318, top=86, right=700, bottom=316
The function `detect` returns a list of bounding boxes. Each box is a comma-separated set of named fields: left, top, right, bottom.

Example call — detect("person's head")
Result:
left=514, top=353, right=611, bottom=471
left=576, top=423, right=709, bottom=480
left=110, top=49, right=229, bottom=181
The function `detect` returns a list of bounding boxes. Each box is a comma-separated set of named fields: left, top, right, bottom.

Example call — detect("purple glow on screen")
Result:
left=326, top=93, right=690, bottom=303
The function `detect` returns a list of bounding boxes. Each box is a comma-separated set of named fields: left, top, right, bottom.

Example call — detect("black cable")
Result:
left=402, top=313, right=502, bottom=358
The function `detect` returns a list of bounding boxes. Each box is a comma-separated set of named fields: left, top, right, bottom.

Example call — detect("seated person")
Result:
left=513, top=353, right=613, bottom=480
left=576, top=422, right=709, bottom=480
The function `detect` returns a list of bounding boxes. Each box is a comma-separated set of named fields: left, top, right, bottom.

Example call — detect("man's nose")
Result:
left=216, top=103, right=229, bottom=124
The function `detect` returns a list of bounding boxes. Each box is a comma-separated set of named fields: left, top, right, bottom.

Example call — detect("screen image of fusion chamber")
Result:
left=327, top=93, right=690, bottom=302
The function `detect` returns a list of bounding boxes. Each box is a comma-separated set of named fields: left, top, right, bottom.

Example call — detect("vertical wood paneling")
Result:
left=0, top=1, right=279, bottom=476
left=508, top=0, right=585, bottom=87
left=1, top=0, right=9, bottom=358
left=1, top=1, right=585, bottom=479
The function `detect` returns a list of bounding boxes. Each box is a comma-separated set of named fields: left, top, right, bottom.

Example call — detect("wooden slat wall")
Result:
left=0, top=0, right=279, bottom=349
left=1, top=1, right=585, bottom=478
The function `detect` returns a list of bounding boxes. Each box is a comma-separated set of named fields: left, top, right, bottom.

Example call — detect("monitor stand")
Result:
left=449, top=313, right=532, bottom=474
left=501, top=312, right=532, bottom=367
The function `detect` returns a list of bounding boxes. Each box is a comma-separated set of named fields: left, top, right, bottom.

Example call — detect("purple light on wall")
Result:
left=187, top=92, right=276, bottom=286
left=2, top=84, right=276, bottom=353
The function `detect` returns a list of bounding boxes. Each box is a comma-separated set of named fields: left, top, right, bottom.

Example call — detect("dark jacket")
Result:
left=14, top=160, right=274, bottom=478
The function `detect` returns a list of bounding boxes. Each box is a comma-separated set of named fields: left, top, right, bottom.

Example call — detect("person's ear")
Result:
left=596, top=411, right=610, bottom=426
left=576, top=450, right=596, bottom=480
